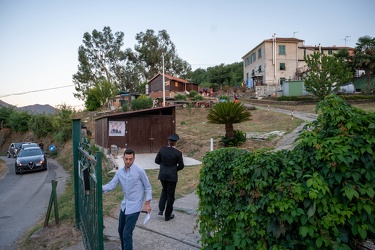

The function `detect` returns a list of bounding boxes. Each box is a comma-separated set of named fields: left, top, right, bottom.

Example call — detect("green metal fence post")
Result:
left=96, top=151, right=104, bottom=249
left=72, top=119, right=81, bottom=228
left=52, top=180, right=60, bottom=225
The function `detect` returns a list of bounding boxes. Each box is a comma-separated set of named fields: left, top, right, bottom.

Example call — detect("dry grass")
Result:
left=0, top=159, right=7, bottom=178
left=175, top=106, right=303, bottom=162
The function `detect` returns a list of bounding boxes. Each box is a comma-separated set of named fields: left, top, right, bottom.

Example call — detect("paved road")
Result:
left=0, top=156, right=68, bottom=250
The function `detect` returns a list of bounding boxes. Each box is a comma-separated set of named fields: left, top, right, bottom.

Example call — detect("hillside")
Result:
left=0, top=100, right=56, bottom=114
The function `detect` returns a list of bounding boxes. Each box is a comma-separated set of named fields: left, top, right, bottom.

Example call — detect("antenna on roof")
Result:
left=293, top=31, right=300, bottom=38
left=344, top=36, right=351, bottom=46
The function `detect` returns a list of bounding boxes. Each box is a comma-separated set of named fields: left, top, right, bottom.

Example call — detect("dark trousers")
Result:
left=118, top=210, right=140, bottom=250
left=158, top=180, right=177, bottom=217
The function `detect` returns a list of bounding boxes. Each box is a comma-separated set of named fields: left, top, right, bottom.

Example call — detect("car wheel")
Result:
left=7, top=152, right=10, bottom=158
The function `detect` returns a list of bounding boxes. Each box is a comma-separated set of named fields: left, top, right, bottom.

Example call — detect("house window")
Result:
left=258, top=65, right=262, bottom=72
left=246, top=56, right=250, bottom=66
left=280, top=77, right=286, bottom=85
left=251, top=69, right=255, bottom=76
left=280, top=63, right=286, bottom=70
left=175, top=82, right=178, bottom=87
left=258, top=48, right=262, bottom=59
left=279, top=45, right=286, bottom=55
left=328, top=50, right=333, bottom=55
left=166, top=80, right=170, bottom=86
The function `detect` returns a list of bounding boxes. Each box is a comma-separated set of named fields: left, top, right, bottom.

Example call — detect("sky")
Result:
left=0, top=0, right=374, bottom=109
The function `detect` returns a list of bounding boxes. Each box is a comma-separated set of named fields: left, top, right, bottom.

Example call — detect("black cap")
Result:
left=168, top=133, right=179, bottom=141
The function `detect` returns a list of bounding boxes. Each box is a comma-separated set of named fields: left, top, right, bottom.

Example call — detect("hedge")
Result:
left=197, top=95, right=375, bottom=249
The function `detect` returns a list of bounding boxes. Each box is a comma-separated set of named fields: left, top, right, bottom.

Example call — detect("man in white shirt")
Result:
left=102, top=148, right=152, bottom=250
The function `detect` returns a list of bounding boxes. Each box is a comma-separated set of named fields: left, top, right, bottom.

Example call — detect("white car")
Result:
left=338, top=82, right=355, bottom=93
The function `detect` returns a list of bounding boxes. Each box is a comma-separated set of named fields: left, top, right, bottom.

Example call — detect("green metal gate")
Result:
left=73, top=119, right=104, bottom=250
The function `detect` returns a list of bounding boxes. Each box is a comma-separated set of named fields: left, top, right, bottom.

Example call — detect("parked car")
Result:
left=338, top=82, right=355, bottom=93
left=15, top=142, right=39, bottom=155
left=7, top=142, right=24, bottom=158
left=15, top=147, right=47, bottom=174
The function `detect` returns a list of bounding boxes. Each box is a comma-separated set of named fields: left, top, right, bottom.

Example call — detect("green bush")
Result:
left=220, top=129, right=246, bottom=146
left=219, top=95, right=230, bottom=102
left=175, top=94, right=187, bottom=101
left=193, top=95, right=204, bottom=101
left=198, top=95, right=375, bottom=249
left=188, top=90, right=199, bottom=98
left=131, top=96, right=153, bottom=110
left=121, top=103, right=129, bottom=112
left=28, top=114, right=54, bottom=137
left=0, top=106, right=15, bottom=128
left=8, top=111, right=31, bottom=132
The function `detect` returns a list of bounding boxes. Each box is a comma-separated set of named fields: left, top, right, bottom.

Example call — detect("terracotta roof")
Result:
left=147, top=72, right=187, bottom=83
left=242, top=37, right=305, bottom=58
left=263, top=37, right=304, bottom=43
left=301, top=46, right=354, bottom=50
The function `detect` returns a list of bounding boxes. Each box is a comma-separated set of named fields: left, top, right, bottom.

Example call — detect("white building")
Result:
left=242, top=35, right=353, bottom=96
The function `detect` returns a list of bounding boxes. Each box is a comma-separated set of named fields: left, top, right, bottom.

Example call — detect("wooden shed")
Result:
left=147, top=72, right=199, bottom=99
left=95, top=106, right=176, bottom=154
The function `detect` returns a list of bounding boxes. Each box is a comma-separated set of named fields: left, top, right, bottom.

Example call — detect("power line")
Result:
left=0, top=84, right=74, bottom=98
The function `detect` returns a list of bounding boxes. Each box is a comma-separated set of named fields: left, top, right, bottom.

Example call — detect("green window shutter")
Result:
left=279, top=45, right=286, bottom=55
left=280, top=63, right=286, bottom=70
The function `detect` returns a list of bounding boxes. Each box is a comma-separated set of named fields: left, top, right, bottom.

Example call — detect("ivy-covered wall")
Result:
left=197, top=95, right=375, bottom=249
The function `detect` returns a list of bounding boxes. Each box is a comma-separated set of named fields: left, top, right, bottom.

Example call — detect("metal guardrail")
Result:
left=73, top=119, right=103, bottom=250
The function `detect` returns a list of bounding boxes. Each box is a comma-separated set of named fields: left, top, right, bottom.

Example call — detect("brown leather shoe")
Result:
left=165, top=214, right=175, bottom=221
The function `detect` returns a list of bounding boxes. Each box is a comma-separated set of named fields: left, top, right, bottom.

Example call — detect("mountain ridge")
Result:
left=0, top=100, right=56, bottom=115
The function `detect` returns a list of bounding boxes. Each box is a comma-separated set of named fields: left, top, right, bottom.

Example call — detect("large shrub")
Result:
left=131, top=95, right=153, bottom=110
left=197, top=95, right=375, bottom=249
left=0, top=106, right=15, bottom=128
left=175, top=94, right=187, bottom=101
left=8, top=110, right=31, bottom=132
left=28, top=114, right=54, bottom=137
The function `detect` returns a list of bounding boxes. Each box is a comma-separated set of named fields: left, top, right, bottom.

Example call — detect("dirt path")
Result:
left=244, top=104, right=319, bottom=151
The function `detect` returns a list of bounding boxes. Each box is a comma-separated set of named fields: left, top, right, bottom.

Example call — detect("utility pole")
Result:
left=162, top=53, right=165, bottom=107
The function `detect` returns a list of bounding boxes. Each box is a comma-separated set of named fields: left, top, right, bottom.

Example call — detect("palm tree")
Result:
left=353, top=35, right=375, bottom=90
left=206, top=101, right=251, bottom=139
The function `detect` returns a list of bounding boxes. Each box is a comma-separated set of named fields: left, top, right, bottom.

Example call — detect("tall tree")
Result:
left=73, top=26, right=126, bottom=100
left=206, top=102, right=251, bottom=139
left=84, top=78, right=118, bottom=111
left=127, top=29, right=192, bottom=81
left=334, top=48, right=355, bottom=76
left=353, top=35, right=375, bottom=91
left=303, top=52, right=353, bottom=100
left=204, top=62, right=243, bottom=90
